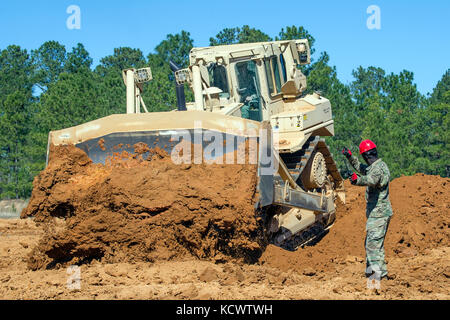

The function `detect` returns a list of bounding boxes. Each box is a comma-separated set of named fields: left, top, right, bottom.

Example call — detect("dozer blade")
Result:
left=48, top=111, right=263, bottom=166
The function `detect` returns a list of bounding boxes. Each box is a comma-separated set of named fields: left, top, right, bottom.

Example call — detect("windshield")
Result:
left=207, top=63, right=230, bottom=99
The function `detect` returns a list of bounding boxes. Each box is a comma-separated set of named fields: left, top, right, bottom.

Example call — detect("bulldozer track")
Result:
left=272, top=137, right=342, bottom=250
left=280, top=136, right=342, bottom=189
left=277, top=222, right=328, bottom=251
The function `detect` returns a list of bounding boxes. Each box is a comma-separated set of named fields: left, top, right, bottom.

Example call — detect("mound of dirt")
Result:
left=22, top=145, right=263, bottom=270
left=260, top=174, right=450, bottom=273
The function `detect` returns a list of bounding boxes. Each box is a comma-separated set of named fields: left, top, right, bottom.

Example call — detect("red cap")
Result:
left=359, top=139, right=376, bottom=154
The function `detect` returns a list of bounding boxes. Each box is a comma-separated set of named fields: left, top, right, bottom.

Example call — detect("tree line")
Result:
left=0, top=25, right=448, bottom=199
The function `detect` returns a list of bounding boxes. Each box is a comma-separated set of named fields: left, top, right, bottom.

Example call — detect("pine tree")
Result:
left=0, top=46, right=35, bottom=198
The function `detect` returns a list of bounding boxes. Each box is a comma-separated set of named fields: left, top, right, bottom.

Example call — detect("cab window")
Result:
left=280, top=54, right=287, bottom=83
left=264, top=56, right=282, bottom=96
left=207, top=63, right=230, bottom=99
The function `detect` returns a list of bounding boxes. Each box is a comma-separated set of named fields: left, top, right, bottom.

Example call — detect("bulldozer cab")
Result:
left=181, top=40, right=310, bottom=123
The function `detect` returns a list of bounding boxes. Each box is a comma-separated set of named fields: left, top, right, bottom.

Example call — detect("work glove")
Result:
left=350, top=172, right=358, bottom=185
left=342, top=147, right=352, bottom=159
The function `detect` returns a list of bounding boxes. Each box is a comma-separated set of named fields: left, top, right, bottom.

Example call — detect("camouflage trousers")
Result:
left=365, top=216, right=391, bottom=278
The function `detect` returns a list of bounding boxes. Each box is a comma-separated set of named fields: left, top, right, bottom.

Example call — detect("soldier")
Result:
left=236, top=62, right=259, bottom=120
left=342, top=140, right=395, bottom=281
left=236, top=62, right=257, bottom=102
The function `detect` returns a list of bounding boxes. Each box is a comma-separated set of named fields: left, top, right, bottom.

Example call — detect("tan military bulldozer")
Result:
left=48, top=39, right=345, bottom=250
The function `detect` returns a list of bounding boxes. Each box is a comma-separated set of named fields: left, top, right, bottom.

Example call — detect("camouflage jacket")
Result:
left=349, top=155, right=393, bottom=218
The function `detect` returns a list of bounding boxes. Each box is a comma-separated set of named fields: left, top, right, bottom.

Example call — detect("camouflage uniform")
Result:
left=349, top=155, right=393, bottom=278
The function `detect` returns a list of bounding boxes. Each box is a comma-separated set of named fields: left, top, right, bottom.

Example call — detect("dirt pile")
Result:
left=260, top=174, right=450, bottom=272
left=22, top=144, right=263, bottom=270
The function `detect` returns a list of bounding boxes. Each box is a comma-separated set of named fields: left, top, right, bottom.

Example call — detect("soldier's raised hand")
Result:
left=342, top=147, right=352, bottom=159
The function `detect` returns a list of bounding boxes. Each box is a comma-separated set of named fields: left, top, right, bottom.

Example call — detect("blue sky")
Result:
left=0, top=0, right=448, bottom=95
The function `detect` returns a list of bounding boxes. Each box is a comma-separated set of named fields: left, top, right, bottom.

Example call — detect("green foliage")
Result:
left=143, top=54, right=182, bottom=112
left=31, top=41, right=67, bottom=90
left=148, top=31, right=195, bottom=108
left=0, top=27, right=448, bottom=199
left=65, top=43, right=93, bottom=73
left=155, top=31, right=193, bottom=68
left=0, top=46, right=35, bottom=198
left=413, top=71, right=449, bottom=176
left=210, top=25, right=272, bottom=46
left=429, top=69, right=449, bottom=104
left=96, top=47, right=146, bottom=76
left=209, top=28, right=240, bottom=46
left=94, top=47, right=147, bottom=115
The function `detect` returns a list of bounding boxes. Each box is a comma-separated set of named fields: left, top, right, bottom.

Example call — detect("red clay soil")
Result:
left=260, top=174, right=450, bottom=273
left=22, top=144, right=263, bottom=270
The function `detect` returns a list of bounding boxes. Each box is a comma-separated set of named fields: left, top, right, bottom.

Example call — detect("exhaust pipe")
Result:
left=169, top=60, right=187, bottom=111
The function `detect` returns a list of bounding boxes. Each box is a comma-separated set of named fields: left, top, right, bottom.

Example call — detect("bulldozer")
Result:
left=47, top=39, right=345, bottom=251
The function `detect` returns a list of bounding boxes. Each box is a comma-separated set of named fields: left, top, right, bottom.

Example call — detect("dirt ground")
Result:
left=0, top=145, right=449, bottom=300
left=0, top=216, right=448, bottom=300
